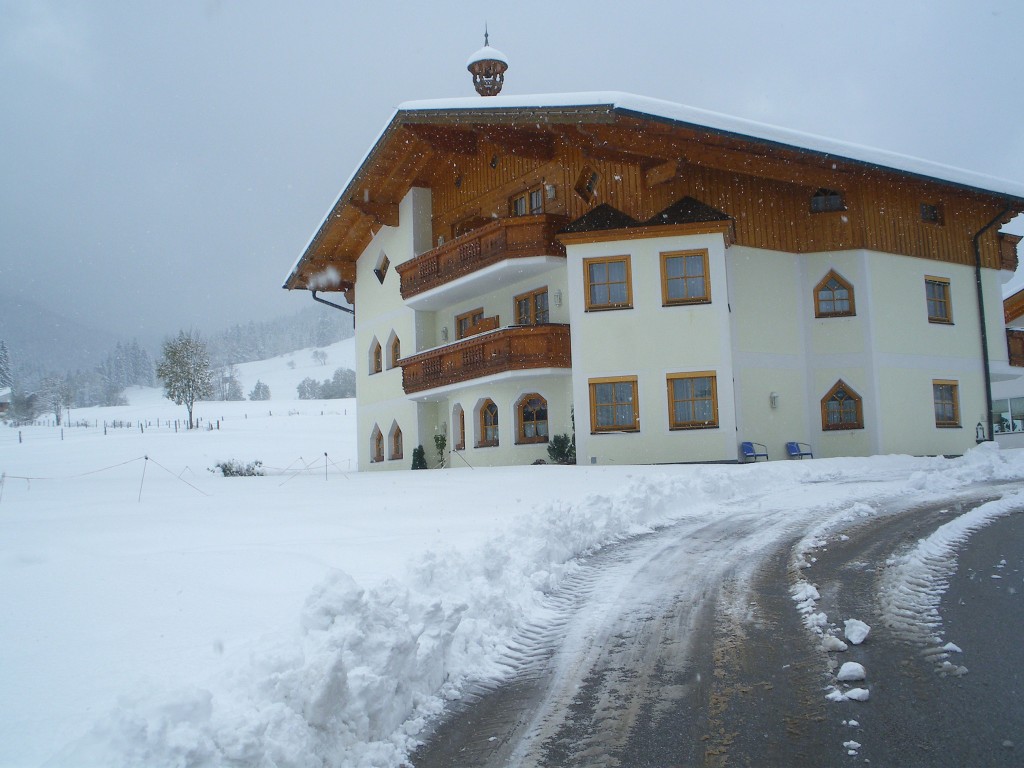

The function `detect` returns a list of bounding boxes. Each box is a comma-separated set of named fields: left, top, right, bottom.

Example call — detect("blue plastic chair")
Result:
left=740, top=441, right=769, bottom=462
left=785, top=441, right=814, bottom=459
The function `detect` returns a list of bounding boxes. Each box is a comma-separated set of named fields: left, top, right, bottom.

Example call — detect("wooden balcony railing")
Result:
left=400, top=324, right=571, bottom=394
left=1008, top=329, right=1024, bottom=367
left=397, top=214, right=568, bottom=299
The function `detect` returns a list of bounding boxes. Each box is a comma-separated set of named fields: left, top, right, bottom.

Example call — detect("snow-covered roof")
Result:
left=284, top=90, right=1024, bottom=290
left=0, top=387, right=11, bottom=401
left=465, top=45, right=508, bottom=68
left=397, top=91, right=1024, bottom=201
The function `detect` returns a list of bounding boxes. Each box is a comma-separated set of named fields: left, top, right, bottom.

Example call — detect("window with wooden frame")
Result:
left=478, top=399, right=499, bottom=447
left=920, top=203, right=944, bottom=225
left=371, top=426, right=384, bottom=463
left=589, top=376, right=639, bottom=433
left=389, top=336, right=401, bottom=369
left=514, top=288, right=549, bottom=325
left=390, top=425, right=404, bottom=461
left=821, top=380, right=864, bottom=430
left=510, top=185, right=544, bottom=217
left=814, top=270, right=856, bottom=317
left=667, top=372, right=718, bottom=430
left=456, top=308, right=485, bottom=339
left=933, top=380, right=960, bottom=428
left=373, top=254, right=390, bottom=284
left=516, top=394, right=549, bottom=443
left=810, top=189, right=845, bottom=213
left=453, top=405, right=466, bottom=451
left=925, top=277, right=952, bottom=324
left=370, top=339, right=382, bottom=374
left=584, top=256, right=632, bottom=311
left=661, top=250, right=710, bottom=306
left=574, top=166, right=600, bottom=203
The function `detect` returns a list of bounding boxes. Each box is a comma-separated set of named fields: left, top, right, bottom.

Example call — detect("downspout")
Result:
left=972, top=206, right=1013, bottom=442
left=311, top=289, right=354, bottom=316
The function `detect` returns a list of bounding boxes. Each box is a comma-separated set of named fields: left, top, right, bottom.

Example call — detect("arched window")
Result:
left=517, top=394, right=549, bottom=443
left=821, top=380, right=863, bottom=430
left=478, top=399, right=499, bottom=447
left=814, top=271, right=855, bottom=318
left=453, top=404, right=466, bottom=451
left=371, top=425, right=384, bottom=463
left=390, top=424, right=403, bottom=461
left=369, top=339, right=382, bottom=374
left=390, top=336, right=401, bottom=368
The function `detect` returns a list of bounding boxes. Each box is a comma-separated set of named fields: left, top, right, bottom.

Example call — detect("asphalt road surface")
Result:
left=409, top=486, right=1024, bottom=768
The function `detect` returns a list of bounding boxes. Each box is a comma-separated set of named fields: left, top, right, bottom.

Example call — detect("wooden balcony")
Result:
left=1008, top=329, right=1024, bottom=367
left=400, top=324, right=571, bottom=395
left=397, top=214, right=568, bottom=300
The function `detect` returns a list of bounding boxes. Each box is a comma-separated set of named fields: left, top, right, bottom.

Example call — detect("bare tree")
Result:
left=156, top=330, right=214, bottom=429
left=38, top=375, right=71, bottom=425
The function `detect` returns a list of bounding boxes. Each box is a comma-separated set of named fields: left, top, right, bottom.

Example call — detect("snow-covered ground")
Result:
left=3, top=339, right=1024, bottom=767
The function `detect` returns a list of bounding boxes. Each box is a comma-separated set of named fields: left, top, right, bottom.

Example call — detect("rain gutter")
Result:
left=973, top=207, right=1013, bottom=441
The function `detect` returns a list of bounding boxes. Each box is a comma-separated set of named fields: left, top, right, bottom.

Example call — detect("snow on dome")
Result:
left=466, top=45, right=509, bottom=68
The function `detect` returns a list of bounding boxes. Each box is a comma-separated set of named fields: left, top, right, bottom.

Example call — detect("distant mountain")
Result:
left=0, top=291, right=124, bottom=377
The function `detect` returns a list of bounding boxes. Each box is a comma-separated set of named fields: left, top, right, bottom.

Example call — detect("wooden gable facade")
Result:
left=284, top=100, right=1024, bottom=302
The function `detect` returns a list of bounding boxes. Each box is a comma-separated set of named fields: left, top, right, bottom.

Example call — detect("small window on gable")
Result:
left=374, top=253, right=390, bottom=284
left=574, top=166, right=600, bottom=203
left=814, top=270, right=856, bottom=317
left=920, top=203, right=944, bottom=225
left=821, top=380, right=863, bottom=431
left=810, top=189, right=845, bottom=213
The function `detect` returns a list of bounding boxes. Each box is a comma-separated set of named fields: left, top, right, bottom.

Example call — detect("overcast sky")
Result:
left=2, top=1, right=1022, bottom=345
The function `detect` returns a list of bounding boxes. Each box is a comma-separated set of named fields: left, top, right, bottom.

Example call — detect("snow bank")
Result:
left=5, top=404, right=1024, bottom=767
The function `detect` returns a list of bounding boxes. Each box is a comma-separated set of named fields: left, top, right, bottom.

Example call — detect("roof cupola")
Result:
left=466, top=29, right=508, bottom=97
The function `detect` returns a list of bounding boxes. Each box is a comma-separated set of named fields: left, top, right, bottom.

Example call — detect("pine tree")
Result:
left=0, top=340, right=12, bottom=389
left=249, top=380, right=271, bottom=401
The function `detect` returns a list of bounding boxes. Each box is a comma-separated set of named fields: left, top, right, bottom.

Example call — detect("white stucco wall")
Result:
left=566, top=231, right=737, bottom=465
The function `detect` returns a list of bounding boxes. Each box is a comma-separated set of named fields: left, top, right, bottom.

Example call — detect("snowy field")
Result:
left=3, top=339, right=1024, bottom=766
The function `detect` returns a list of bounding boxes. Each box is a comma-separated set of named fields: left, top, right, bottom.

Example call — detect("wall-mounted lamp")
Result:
left=441, top=327, right=449, bottom=342
left=553, top=289, right=563, bottom=307
left=769, top=392, right=779, bottom=409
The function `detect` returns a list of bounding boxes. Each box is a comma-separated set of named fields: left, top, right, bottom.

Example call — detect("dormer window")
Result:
left=810, top=189, right=845, bottom=214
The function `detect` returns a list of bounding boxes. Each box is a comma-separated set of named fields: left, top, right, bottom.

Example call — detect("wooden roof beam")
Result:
left=644, top=159, right=679, bottom=187
left=476, top=126, right=556, bottom=161
left=401, top=124, right=479, bottom=156
left=350, top=199, right=400, bottom=228
left=551, top=125, right=657, bottom=167
left=591, top=122, right=858, bottom=190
